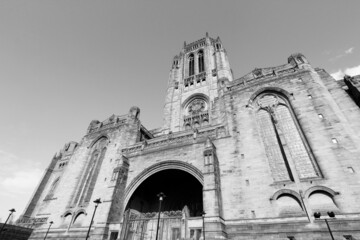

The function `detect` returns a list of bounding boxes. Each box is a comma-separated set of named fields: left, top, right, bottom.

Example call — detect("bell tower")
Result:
left=163, top=33, right=233, bottom=133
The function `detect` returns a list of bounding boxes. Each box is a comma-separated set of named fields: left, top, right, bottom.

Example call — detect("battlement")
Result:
left=86, top=114, right=127, bottom=135
left=183, top=34, right=217, bottom=53
left=228, top=53, right=311, bottom=90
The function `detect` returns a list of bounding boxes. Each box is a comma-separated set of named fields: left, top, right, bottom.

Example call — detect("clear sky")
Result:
left=0, top=0, right=359, bottom=221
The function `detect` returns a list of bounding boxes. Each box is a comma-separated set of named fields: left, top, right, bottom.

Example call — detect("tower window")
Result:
left=216, top=43, right=221, bottom=50
left=189, top=53, right=194, bottom=76
left=198, top=50, right=204, bottom=73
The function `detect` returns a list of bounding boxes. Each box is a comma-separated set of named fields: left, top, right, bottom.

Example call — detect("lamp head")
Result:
left=327, top=211, right=335, bottom=218
left=93, top=198, right=102, bottom=204
left=9, top=208, right=16, bottom=213
left=49, top=221, right=54, bottom=224
left=157, top=192, right=166, bottom=201
left=313, top=212, right=321, bottom=219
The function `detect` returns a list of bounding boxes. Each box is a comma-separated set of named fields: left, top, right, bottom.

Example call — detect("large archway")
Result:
left=125, top=169, right=203, bottom=217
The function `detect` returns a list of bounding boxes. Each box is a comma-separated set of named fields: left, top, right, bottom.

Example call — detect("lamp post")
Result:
left=155, top=192, right=166, bottom=240
left=0, top=208, right=15, bottom=236
left=85, top=198, right=102, bottom=240
left=314, top=211, right=335, bottom=240
left=201, top=211, right=206, bottom=240
left=43, top=221, right=53, bottom=240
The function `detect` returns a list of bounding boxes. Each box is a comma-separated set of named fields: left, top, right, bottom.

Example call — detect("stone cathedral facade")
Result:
left=19, top=34, right=360, bottom=240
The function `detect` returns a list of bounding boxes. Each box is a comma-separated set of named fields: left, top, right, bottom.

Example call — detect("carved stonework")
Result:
left=188, top=99, right=206, bottom=115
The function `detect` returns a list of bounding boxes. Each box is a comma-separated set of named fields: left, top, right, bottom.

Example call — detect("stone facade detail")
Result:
left=18, top=34, right=360, bottom=240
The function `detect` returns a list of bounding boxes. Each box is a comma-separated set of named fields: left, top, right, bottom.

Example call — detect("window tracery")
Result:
left=183, top=97, right=209, bottom=129
left=255, top=92, right=321, bottom=182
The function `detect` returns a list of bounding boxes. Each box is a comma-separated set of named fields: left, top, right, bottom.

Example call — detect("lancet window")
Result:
left=44, top=177, right=60, bottom=200
left=72, top=138, right=108, bottom=206
left=198, top=50, right=204, bottom=73
left=255, top=92, right=321, bottom=182
left=189, top=53, right=195, bottom=76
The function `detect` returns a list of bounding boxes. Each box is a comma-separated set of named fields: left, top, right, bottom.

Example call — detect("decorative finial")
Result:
left=184, top=41, right=186, bottom=48
left=206, top=32, right=209, bottom=37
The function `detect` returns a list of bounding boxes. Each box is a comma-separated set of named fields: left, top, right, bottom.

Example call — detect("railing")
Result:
left=184, top=112, right=209, bottom=123
left=184, top=72, right=206, bottom=87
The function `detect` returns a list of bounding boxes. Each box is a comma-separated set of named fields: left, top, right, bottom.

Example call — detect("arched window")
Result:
left=81, top=147, right=107, bottom=203
left=216, top=43, right=221, bottom=50
left=189, top=53, right=194, bottom=76
left=72, top=138, right=108, bottom=206
left=276, top=194, right=304, bottom=217
left=63, top=213, right=72, bottom=227
left=308, top=191, right=338, bottom=213
left=45, top=177, right=60, bottom=200
left=198, top=50, right=204, bottom=73
left=72, top=212, right=86, bottom=227
left=255, top=92, right=320, bottom=182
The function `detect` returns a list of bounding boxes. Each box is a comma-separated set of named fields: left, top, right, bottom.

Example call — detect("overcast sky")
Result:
left=0, top=0, right=359, bottom=221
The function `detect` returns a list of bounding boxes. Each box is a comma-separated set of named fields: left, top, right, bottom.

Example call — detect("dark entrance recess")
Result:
left=126, top=169, right=203, bottom=217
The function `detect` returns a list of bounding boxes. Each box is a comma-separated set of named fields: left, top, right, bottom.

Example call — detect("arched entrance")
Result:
left=120, top=167, right=204, bottom=240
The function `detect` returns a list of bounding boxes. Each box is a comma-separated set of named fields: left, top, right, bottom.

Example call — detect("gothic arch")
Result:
left=182, top=93, right=209, bottom=109
left=124, top=160, right=203, bottom=208
left=88, top=135, right=109, bottom=149
left=74, top=208, right=87, bottom=217
left=252, top=91, right=321, bottom=182
left=61, top=210, right=73, bottom=218
left=188, top=53, right=195, bottom=76
left=304, top=186, right=340, bottom=199
left=248, top=87, right=293, bottom=105
left=270, top=189, right=302, bottom=202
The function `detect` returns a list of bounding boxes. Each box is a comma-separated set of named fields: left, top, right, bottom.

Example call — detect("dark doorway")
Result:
left=126, top=169, right=203, bottom=217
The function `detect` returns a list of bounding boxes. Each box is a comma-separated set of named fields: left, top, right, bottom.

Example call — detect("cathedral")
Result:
left=18, top=34, right=360, bottom=240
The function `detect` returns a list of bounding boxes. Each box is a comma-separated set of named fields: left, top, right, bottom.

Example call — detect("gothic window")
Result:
left=189, top=53, right=195, bottom=76
left=308, top=191, right=338, bottom=213
left=276, top=194, right=304, bottom=217
left=216, top=43, right=221, bottom=50
left=111, top=168, right=119, bottom=181
left=72, top=212, right=86, bottom=226
left=72, top=138, right=108, bottom=206
left=183, top=95, right=209, bottom=130
left=198, top=50, right=204, bottom=73
left=45, top=177, right=60, bottom=200
left=63, top=213, right=72, bottom=226
left=255, top=92, right=320, bottom=182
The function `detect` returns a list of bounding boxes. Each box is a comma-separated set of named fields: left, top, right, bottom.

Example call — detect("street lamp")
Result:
left=85, top=198, right=102, bottom=240
left=0, top=208, right=15, bottom=236
left=155, top=192, right=166, bottom=240
left=201, top=211, right=206, bottom=240
left=43, top=221, right=54, bottom=240
left=314, top=211, right=336, bottom=240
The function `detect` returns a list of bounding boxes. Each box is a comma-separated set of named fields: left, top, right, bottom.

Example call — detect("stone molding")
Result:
left=123, top=160, right=203, bottom=208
